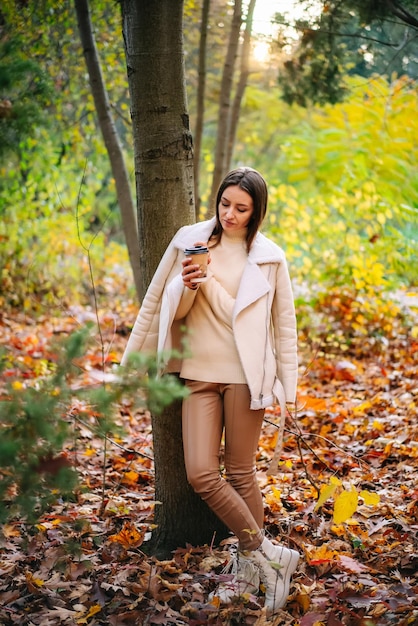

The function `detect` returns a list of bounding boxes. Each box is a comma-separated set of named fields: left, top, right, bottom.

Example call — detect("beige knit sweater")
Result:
left=176, top=228, right=249, bottom=384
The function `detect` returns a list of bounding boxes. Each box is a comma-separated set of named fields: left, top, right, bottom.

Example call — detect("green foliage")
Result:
left=0, top=0, right=133, bottom=311
left=278, top=17, right=349, bottom=107
left=122, top=351, right=189, bottom=415
left=0, top=0, right=415, bottom=345
left=0, top=143, right=131, bottom=310
left=275, top=0, right=418, bottom=107
left=0, top=328, right=187, bottom=523
left=231, top=76, right=418, bottom=300
left=0, top=36, right=53, bottom=157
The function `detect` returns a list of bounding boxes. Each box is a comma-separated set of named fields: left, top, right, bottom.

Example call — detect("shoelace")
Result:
left=256, top=544, right=285, bottom=580
left=219, top=543, right=239, bottom=576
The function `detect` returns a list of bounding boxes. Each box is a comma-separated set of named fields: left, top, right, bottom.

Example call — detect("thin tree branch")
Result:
left=386, top=0, right=418, bottom=29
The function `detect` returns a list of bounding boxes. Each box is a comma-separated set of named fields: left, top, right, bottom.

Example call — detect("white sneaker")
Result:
left=209, top=551, right=260, bottom=603
left=246, top=539, right=300, bottom=615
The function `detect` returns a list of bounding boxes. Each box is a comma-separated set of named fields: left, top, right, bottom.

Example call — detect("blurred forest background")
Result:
left=0, top=0, right=416, bottom=325
left=0, top=2, right=417, bottom=623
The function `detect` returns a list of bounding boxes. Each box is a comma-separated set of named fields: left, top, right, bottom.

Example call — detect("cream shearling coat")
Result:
left=121, top=218, right=298, bottom=413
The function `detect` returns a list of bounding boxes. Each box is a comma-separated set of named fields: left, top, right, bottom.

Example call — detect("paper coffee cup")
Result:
left=184, top=245, right=209, bottom=282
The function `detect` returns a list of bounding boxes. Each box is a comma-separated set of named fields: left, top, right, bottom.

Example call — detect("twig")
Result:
left=70, top=411, right=154, bottom=463
left=99, top=434, right=108, bottom=515
left=264, top=411, right=372, bottom=497
left=75, top=161, right=114, bottom=374
left=286, top=426, right=371, bottom=470
left=75, top=161, right=105, bottom=371
left=74, top=163, right=125, bottom=515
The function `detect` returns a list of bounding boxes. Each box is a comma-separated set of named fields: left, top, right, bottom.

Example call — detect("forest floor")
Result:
left=0, top=293, right=417, bottom=626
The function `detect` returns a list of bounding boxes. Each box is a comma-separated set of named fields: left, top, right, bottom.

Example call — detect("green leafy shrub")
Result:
left=0, top=328, right=187, bottom=523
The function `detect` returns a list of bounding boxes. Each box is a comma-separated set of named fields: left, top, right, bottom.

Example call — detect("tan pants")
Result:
left=182, top=380, right=265, bottom=550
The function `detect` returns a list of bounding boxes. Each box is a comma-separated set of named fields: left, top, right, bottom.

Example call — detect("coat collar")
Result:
left=173, top=218, right=217, bottom=250
left=173, top=218, right=285, bottom=265
left=248, top=232, right=285, bottom=264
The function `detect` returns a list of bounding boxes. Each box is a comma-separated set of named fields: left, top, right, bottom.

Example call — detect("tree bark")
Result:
left=121, top=0, right=195, bottom=291
left=193, top=0, right=211, bottom=221
left=121, top=0, right=228, bottom=558
left=208, top=0, right=243, bottom=213
left=74, top=0, right=142, bottom=301
left=225, top=0, right=256, bottom=172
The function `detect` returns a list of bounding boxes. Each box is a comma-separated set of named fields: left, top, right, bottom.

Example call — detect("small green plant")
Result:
left=0, top=328, right=186, bottom=523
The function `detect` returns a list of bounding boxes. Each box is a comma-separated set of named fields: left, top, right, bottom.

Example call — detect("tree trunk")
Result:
left=74, top=0, right=142, bottom=301
left=121, top=0, right=194, bottom=291
left=193, top=0, right=211, bottom=221
left=225, top=0, right=256, bottom=172
left=121, top=0, right=228, bottom=558
left=151, top=390, right=228, bottom=558
left=208, top=0, right=243, bottom=214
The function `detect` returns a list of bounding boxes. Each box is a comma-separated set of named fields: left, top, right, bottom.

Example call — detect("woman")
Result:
left=122, top=167, right=300, bottom=615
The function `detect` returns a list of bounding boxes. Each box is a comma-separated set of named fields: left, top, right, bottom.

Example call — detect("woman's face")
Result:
left=218, top=185, right=254, bottom=232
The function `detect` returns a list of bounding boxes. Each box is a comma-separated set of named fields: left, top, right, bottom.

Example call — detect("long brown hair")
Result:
left=209, top=167, right=268, bottom=252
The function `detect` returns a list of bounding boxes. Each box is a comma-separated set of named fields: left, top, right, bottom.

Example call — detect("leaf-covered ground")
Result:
left=0, top=295, right=417, bottom=626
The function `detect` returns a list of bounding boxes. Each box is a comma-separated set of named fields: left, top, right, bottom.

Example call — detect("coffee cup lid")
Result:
left=184, top=245, right=209, bottom=255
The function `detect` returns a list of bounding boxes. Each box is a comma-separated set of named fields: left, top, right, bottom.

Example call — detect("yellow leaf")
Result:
left=333, top=488, right=358, bottom=524
left=76, top=604, right=103, bottom=624
left=2, top=524, right=20, bottom=538
left=265, top=487, right=282, bottom=512
left=295, top=592, right=311, bottom=611
left=360, top=490, right=380, bottom=506
left=122, top=470, right=139, bottom=485
left=26, top=572, right=44, bottom=587
left=353, top=401, right=372, bottom=415
left=314, top=476, right=341, bottom=511
left=86, top=605, right=102, bottom=619
left=330, top=524, right=346, bottom=536
left=306, top=543, right=339, bottom=564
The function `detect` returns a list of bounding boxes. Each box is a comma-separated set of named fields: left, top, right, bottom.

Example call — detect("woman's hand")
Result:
left=181, top=256, right=202, bottom=290
left=191, top=241, right=211, bottom=264
left=182, top=241, right=211, bottom=290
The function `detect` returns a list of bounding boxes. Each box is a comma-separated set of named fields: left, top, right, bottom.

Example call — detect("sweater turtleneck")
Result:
left=178, top=228, right=249, bottom=384
left=209, top=228, right=248, bottom=298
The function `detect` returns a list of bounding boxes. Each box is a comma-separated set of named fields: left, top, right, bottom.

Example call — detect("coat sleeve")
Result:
left=174, top=283, right=199, bottom=320
left=272, top=258, right=298, bottom=401
left=120, top=238, right=182, bottom=366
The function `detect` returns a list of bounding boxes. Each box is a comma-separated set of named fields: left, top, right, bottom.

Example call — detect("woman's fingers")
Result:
left=192, top=241, right=211, bottom=265
left=182, top=257, right=202, bottom=289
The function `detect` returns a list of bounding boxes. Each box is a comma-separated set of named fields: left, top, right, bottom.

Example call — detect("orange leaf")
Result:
left=121, top=470, right=139, bottom=486
left=306, top=544, right=339, bottom=565
left=109, top=521, right=144, bottom=549
left=298, top=395, right=328, bottom=412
